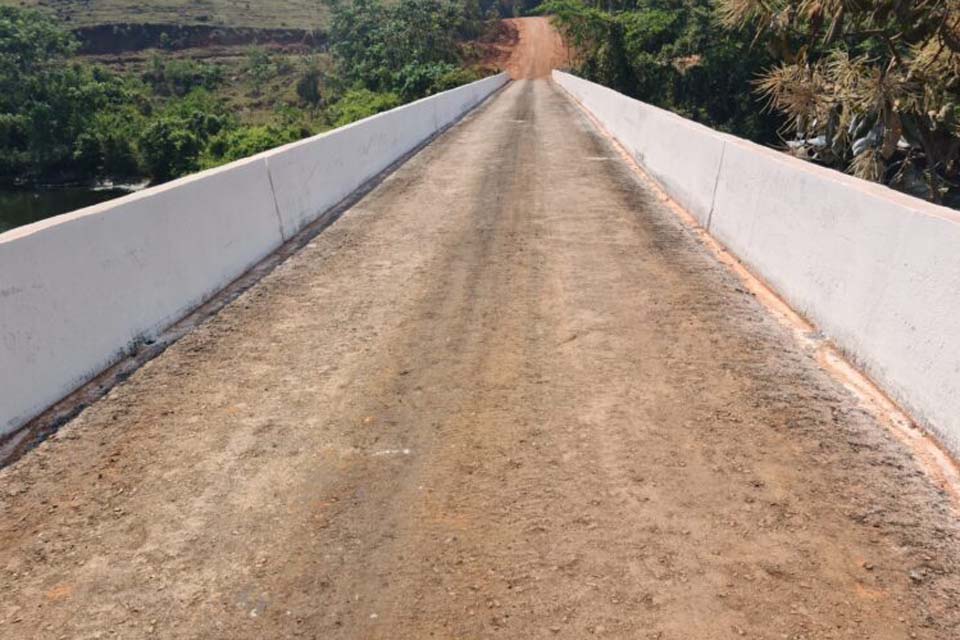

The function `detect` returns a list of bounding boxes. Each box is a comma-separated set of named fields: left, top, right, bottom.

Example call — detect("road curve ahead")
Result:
left=1, top=80, right=959, bottom=639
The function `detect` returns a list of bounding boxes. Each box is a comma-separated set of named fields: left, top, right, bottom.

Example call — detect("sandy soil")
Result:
left=504, top=17, right=570, bottom=79
left=1, top=78, right=959, bottom=638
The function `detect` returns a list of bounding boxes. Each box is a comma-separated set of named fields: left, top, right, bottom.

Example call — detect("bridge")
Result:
left=1, top=19, right=960, bottom=639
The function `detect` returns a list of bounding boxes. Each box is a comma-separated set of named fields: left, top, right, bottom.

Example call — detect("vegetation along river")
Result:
left=0, top=186, right=136, bottom=235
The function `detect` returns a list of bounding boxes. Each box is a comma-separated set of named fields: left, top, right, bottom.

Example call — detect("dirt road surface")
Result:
left=2, top=75, right=960, bottom=639
left=504, top=17, right=569, bottom=79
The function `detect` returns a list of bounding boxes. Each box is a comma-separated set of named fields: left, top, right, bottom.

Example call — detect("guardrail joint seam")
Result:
left=705, top=141, right=727, bottom=232
left=264, top=158, right=287, bottom=242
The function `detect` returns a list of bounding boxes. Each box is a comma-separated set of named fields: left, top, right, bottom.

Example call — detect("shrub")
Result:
left=393, top=62, right=459, bottom=100
left=326, top=0, right=468, bottom=96
left=541, top=0, right=781, bottom=145
left=429, top=66, right=484, bottom=93
left=329, top=89, right=401, bottom=127
left=0, top=7, right=147, bottom=182
left=139, top=118, right=203, bottom=181
left=205, top=124, right=304, bottom=165
left=73, top=106, right=145, bottom=178
left=144, top=55, right=224, bottom=97
left=296, top=67, right=324, bottom=106
left=245, top=48, right=277, bottom=95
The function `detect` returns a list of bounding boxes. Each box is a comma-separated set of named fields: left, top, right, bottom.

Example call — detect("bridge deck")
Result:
left=1, top=80, right=958, bottom=638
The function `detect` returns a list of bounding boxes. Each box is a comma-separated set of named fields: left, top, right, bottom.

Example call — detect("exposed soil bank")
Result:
left=73, top=23, right=325, bottom=54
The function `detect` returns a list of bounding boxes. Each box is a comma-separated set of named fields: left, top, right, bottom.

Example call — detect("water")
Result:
left=0, top=185, right=139, bottom=235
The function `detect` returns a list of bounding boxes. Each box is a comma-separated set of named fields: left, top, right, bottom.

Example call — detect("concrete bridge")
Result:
left=2, top=20, right=960, bottom=639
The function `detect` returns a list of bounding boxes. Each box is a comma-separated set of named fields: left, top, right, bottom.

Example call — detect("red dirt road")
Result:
left=504, top=17, right=570, bottom=79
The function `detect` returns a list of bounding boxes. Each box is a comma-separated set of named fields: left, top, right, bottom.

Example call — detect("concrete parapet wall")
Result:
left=554, top=71, right=725, bottom=225
left=0, top=73, right=508, bottom=438
left=554, top=70, right=960, bottom=456
left=266, top=73, right=509, bottom=239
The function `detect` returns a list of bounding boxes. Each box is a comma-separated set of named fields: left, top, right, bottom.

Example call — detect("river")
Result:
left=0, top=185, right=140, bottom=235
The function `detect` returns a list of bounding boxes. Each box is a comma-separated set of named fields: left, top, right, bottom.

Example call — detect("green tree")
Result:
left=296, top=66, right=325, bottom=106
left=139, top=90, right=229, bottom=181
left=139, top=118, right=203, bottom=181
left=0, top=7, right=144, bottom=182
left=544, top=0, right=781, bottom=142
left=205, top=124, right=305, bottom=166
left=73, top=104, right=145, bottom=178
left=329, top=89, right=402, bottom=126
left=325, top=0, right=481, bottom=98
left=719, top=0, right=960, bottom=203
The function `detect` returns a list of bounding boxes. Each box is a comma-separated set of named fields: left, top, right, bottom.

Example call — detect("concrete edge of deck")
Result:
left=553, top=70, right=960, bottom=462
left=0, top=73, right=510, bottom=456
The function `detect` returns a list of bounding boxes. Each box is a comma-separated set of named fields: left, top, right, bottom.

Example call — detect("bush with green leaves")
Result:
left=143, top=55, right=224, bottom=97
left=392, top=62, right=461, bottom=100
left=430, top=66, right=484, bottom=93
left=329, top=89, right=402, bottom=127
left=0, top=7, right=152, bottom=183
left=245, top=48, right=277, bottom=96
left=73, top=105, right=145, bottom=179
left=205, top=124, right=306, bottom=166
left=325, top=0, right=487, bottom=100
left=138, top=90, right=230, bottom=181
left=296, top=66, right=325, bottom=106
left=138, top=118, right=204, bottom=181
left=542, top=0, right=781, bottom=144
left=0, top=2, right=492, bottom=188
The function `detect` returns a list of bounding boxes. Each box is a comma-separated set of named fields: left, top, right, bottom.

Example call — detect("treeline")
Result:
left=323, top=0, right=492, bottom=123
left=545, top=0, right=960, bottom=205
left=542, top=0, right=782, bottom=143
left=0, top=7, right=308, bottom=185
left=0, top=2, right=496, bottom=187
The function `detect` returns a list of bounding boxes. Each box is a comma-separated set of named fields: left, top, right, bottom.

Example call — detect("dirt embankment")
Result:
left=472, top=17, right=571, bottom=79
left=74, top=16, right=564, bottom=67
left=73, top=23, right=325, bottom=55
left=503, top=17, right=570, bottom=79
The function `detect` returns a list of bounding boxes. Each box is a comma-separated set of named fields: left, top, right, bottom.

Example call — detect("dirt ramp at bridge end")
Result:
left=504, top=17, right=570, bottom=79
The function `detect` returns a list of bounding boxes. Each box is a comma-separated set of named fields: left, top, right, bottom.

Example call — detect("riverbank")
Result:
left=0, top=182, right=146, bottom=234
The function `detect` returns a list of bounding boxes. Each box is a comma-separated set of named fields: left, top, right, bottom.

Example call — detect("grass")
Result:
left=0, top=0, right=329, bottom=29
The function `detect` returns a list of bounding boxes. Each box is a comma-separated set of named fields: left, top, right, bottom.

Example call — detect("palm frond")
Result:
left=850, top=146, right=885, bottom=182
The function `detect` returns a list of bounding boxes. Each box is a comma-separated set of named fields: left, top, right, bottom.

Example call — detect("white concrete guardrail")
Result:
left=0, top=73, right=508, bottom=439
left=554, top=70, right=960, bottom=457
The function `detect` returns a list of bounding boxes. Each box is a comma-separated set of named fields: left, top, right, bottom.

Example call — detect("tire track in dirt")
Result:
left=504, top=17, right=570, bottom=79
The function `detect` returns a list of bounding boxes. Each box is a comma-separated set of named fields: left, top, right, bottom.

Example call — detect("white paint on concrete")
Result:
left=554, top=70, right=960, bottom=456
left=0, top=73, right=507, bottom=438
left=0, top=157, right=280, bottom=437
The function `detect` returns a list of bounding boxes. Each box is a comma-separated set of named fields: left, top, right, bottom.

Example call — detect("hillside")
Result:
left=0, top=0, right=508, bottom=197
left=0, top=0, right=328, bottom=30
